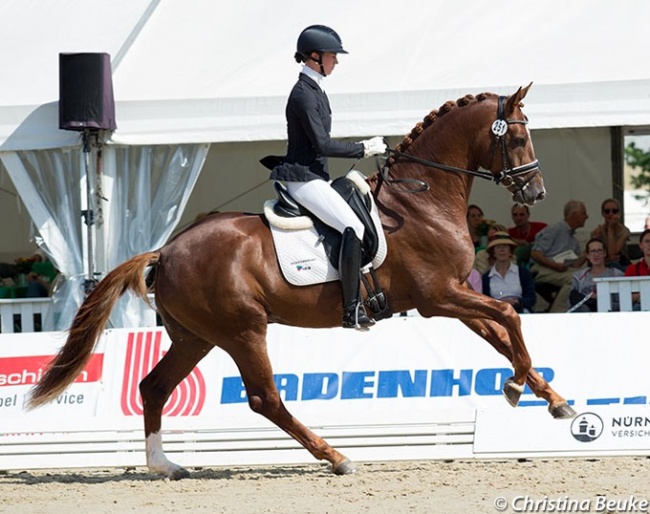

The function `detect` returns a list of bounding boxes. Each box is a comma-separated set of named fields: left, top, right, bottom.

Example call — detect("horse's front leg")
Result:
left=418, top=285, right=533, bottom=404
left=460, top=316, right=576, bottom=419
left=417, top=281, right=531, bottom=380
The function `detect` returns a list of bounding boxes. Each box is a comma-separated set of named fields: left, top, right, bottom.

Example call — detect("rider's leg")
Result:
left=285, top=180, right=372, bottom=329
left=285, top=179, right=365, bottom=239
left=339, top=227, right=374, bottom=330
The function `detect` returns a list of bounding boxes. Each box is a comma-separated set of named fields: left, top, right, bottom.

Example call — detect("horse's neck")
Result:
left=372, top=170, right=472, bottom=241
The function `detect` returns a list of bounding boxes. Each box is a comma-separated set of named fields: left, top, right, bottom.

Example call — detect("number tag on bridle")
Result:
left=491, top=119, right=508, bottom=137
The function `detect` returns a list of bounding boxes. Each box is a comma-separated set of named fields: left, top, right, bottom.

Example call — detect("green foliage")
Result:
left=624, top=141, right=650, bottom=204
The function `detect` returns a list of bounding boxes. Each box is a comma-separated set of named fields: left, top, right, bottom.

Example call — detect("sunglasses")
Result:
left=603, top=208, right=619, bottom=215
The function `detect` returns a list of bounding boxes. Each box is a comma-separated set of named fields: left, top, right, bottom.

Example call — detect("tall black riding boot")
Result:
left=339, top=227, right=374, bottom=330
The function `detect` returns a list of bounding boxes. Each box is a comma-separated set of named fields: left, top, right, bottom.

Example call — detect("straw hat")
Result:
left=486, top=232, right=517, bottom=251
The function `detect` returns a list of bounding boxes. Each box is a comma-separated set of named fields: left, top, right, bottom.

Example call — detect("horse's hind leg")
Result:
left=229, top=336, right=355, bottom=475
left=460, top=317, right=576, bottom=419
left=139, top=335, right=214, bottom=479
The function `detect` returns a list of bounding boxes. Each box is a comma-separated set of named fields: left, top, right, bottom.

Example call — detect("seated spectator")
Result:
left=481, top=232, right=536, bottom=313
left=25, top=253, right=59, bottom=298
left=466, top=267, right=482, bottom=293
left=624, top=229, right=650, bottom=309
left=507, top=203, right=547, bottom=266
left=590, top=198, right=630, bottom=272
left=467, top=204, right=487, bottom=251
left=474, top=223, right=508, bottom=274
left=530, top=200, right=589, bottom=313
left=467, top=204, right=496, bottom=252
left=625, top=228, right=650, bottom=278
left=569, top=238, right=623, bottom=312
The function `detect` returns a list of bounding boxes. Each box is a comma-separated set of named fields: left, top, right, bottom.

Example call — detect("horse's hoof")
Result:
left=169, top=466, right=191, bottom=480
left=332, top=458, right=356, bottom=475
left=549, top=402, right=577, bottom=419
left=502, top=377, right=524, bottom=407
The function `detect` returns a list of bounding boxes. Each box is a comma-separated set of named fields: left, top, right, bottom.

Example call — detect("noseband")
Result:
left=382, top=95, right=541, bottom=195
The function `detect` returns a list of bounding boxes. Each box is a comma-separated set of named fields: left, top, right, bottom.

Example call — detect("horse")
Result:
left=27, top=83, right=576, bottom=479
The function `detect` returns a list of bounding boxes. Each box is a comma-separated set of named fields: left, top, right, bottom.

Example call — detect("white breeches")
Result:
left=285, top=180, right=365, bottom=241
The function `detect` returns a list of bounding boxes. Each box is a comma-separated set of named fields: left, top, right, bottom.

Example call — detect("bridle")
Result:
left=379, top=95, right=541, bottom=195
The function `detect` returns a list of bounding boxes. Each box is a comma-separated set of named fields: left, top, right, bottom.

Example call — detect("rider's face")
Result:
left=318, top=52, right=338, bottom=76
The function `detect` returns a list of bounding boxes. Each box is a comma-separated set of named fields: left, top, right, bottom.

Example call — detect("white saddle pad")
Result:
left=264, top=171, right=387, bottom=286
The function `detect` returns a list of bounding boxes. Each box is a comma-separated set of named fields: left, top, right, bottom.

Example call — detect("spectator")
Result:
left=507, top=203, right=547, bottom=266
left=481, top=232, right=536, bottom=313
left=625, top=228, right=650, bottom=311
left=474, top=223, right=508, bottom=274
left=508, top=203, right=547, bottom=245
left=624, top=228, right=650, bottom=308
left=590, top=198, right=630, bottom=272
left=25, top=253, right=59, bottom=298
left=467, top=204, right=487, bottom=250
left=530, top=200, right=589, bottom=313
left=466, top=267, right=482, bottom=293
left=625, top=228, right=650, bottom=278
left=569, top=238, right=623, bottom=312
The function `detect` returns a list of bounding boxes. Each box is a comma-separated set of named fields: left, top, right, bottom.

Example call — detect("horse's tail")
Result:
left=27, top=251, right=160, bottom=409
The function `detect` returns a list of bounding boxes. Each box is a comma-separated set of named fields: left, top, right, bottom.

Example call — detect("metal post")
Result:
left=81, top=129, right=98, bottom=295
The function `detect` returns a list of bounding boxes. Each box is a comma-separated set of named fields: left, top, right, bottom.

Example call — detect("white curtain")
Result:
left=1, top=141, right=208, bottom=330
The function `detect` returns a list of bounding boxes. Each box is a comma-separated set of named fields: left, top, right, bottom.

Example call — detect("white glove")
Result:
left=361, top=136, right=387, bottom=157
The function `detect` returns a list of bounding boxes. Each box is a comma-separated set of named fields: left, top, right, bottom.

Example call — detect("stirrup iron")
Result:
left=343, top=302, right=374, bottom=331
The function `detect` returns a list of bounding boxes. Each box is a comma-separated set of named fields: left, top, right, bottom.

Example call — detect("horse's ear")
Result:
left=504, top=82, right=533, bottom=116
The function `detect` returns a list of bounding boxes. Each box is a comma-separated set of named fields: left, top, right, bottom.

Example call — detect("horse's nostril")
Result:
left=537, top=191, right=546, bottom=201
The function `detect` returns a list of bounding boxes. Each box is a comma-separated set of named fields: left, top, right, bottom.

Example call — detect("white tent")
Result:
left=1, top=0, right=650, bottom=327
left=2, top=0, right=650, bottom=149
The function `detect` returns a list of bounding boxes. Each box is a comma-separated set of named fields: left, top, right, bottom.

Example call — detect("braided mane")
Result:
left=386, top=92, right=495, bottom=168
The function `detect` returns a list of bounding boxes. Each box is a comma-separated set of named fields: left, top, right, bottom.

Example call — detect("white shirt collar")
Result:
left=301, top=64, right=325, bottom=91
left=489, top=262, right=518, bottom=278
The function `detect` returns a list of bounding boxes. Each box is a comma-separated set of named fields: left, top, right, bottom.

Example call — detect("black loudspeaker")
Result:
left=59, top=53, right=117, bottom=131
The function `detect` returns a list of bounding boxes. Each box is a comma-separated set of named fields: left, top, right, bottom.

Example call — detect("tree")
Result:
left=625, top=141, right=650, bottom=205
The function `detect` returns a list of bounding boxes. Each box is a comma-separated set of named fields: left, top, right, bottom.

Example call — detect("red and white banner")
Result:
left=0, top=313, right=649, bottom=469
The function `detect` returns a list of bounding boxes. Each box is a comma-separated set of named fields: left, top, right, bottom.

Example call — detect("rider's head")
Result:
left=294, top=25, right=348, bottom=76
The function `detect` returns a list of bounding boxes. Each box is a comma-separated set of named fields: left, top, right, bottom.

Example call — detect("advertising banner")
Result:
left=1, top=312, right=649, bottom=469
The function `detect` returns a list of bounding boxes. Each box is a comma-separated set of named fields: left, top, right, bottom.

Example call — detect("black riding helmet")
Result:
left=294, top=25, right=348, bottom=73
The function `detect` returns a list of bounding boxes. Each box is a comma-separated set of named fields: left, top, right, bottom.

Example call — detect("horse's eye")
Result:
left=512, top=137, right=526, bottom=148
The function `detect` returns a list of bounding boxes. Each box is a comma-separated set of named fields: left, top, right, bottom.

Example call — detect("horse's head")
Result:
left=476, top=83, right=545, bottom=206
left=383, top=84, right=545, bottom=206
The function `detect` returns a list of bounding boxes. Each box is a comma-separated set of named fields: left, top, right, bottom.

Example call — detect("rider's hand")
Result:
left=361, top=136, right=387, bottom=157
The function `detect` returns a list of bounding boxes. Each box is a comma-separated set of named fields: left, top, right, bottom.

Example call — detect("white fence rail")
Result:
left=0, top=296, right=159, bottom=334
left=0, top=419, right=475, bottom=471
left=594, top=276, right=650, bottom=312
left=0, top=298, right=53, bottom=333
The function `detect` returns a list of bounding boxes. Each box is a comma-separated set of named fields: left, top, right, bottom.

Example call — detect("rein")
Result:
left=378, top=95, right=540, bottom=195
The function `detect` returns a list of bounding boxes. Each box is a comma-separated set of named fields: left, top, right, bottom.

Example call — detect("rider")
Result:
left=269, top=25, right=387, bottom=330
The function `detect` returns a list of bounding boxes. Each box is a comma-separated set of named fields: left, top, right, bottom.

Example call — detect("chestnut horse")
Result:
left=28, top=84, right=576, bottom=479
